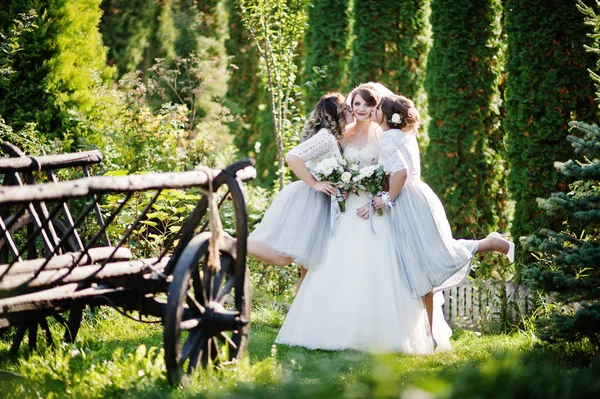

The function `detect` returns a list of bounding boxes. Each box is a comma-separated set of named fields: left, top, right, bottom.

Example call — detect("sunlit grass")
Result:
left=0, top=303, right=597, bottom=398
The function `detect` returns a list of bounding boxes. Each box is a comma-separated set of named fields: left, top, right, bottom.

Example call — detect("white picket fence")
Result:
left=441, top=279, right=535, bottom=330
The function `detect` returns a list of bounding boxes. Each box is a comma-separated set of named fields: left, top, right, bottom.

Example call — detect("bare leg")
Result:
left=424, top=291, right=434, bottom=335
left=295, top=266, right=308, bottom=295
left=473, top=233, right=515, bottom=262
left=475, top=236, right=508, bottom=255
left=247, top=239, right=292, bottom=266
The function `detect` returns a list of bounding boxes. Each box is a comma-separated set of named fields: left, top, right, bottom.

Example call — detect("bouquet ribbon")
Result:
left=330, top=191, right=341, bottom=236
left=368, top=193, right=376, bottom=233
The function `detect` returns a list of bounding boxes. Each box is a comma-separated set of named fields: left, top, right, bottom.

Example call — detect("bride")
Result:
left=275, top=84, right=449, bottom=354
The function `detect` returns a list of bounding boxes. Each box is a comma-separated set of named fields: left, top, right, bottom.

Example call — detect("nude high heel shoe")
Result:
left=488, top=232, right=515, bottom=263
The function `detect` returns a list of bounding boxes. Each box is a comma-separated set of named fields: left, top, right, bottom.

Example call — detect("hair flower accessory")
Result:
left=390, top=113, right=402, bottom=124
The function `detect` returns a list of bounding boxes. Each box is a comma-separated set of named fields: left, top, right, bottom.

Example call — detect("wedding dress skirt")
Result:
left=275, top=191, right=451, bottom=354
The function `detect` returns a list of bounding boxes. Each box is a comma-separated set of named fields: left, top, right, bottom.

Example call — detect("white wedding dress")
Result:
left=275, top=130, right=451, bottom=354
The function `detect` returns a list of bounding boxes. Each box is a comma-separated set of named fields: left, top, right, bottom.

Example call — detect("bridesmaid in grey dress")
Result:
left=371, top=94, right=515, bottom=339
left=247, top=92, right=351, bottom=288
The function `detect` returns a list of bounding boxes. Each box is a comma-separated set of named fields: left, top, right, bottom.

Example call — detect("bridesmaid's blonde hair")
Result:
left=301, top=92, right=346, bottom=141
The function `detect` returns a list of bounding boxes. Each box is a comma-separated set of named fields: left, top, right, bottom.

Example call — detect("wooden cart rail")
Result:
left=0, top=149, right=103, bottom=173
left=0, top=143, right=256, bottom=385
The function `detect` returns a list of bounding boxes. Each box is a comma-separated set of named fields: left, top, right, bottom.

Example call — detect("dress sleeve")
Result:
left=287, top=129, right=336, bottom=161
left=379, top=134, right=407, bottom=174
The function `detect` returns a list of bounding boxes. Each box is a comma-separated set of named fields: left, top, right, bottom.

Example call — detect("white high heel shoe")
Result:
left=488, top=232, right=515, bottom=263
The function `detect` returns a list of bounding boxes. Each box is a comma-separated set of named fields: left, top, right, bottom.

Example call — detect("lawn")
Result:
left=1, top=303, right=598, bottom=398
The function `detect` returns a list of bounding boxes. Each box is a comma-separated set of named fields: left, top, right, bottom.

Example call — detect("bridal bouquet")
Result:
left=310, top=157, right=350, bottom=211
left=350, top=164, right=386, bottom=216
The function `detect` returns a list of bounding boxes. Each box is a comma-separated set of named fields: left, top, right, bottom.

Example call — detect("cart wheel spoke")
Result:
left=181, top=330, right=202, bottom=363
left=219, top=331, right=238, bottom=351
left=185, top=293, right=205, bottom=315
left=212, top=256, right=231, bottom=299
left=192, top=269, right=206, bottom=306
left=180, top=317, right=202, bottom=331
left=187, top=334, right=207, bottom=373
left=217, top=276, right=236, bottom=304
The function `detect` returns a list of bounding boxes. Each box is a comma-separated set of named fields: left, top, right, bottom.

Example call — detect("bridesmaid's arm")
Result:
left=387, top=169, right=408, bottom=201
left=285, top=153, right=336, bottom=196
left=373, top=169, right=407, bottom=210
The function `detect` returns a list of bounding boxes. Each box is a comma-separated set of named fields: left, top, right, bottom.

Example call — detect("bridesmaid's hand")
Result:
left=356, top=203, right=370, bottom=220
left=340, top=190, right=349, bottom=200
left=313, top=181, right=337, bottom=196
left=372, top=196, right=385, bottom=210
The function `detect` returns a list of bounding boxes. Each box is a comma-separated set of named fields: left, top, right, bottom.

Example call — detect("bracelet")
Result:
left=381, top=191, right=394, bottom=209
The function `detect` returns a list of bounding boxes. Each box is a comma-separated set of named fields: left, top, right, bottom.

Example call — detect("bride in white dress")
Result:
left=275, top=85, right=450, bottom=353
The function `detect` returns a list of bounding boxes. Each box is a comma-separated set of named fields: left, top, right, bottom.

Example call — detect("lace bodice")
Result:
left=341, top=124, right=381, bottom=167
left=287, top=128, right=342, bottom=169
left=378, top=129, right=421, bottom=181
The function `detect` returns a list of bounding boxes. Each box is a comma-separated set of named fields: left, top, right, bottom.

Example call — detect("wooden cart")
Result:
left=0, top=142, right=256, bottom=385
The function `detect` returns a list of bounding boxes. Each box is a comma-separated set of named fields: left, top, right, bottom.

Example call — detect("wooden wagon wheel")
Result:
left=8, top=218, right=83, bottom=354
left=164, top=232, right=251, bottom=385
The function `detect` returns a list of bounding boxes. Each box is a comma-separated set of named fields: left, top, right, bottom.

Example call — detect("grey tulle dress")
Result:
left=248, top=128, right=342, bottom=269
left=378, top=129, right=478, bottom=298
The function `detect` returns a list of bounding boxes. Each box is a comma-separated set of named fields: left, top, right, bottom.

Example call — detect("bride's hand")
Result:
left=340, top=190, right=349, bottom=200
left=356, top=203, right=370, bottom=220
left=312, top=181, right=337, bottom=196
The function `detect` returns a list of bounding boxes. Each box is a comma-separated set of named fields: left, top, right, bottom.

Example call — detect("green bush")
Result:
left=504, top=0, right=596, bottom=242
left=0, top=0, right=114, bottom=146
left=303, top=0, right=351, bottom=108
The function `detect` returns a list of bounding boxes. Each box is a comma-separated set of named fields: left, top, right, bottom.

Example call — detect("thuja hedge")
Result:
left=349, top=0, right=430, bottom=103
left=0, top=0, right=113, bottom=144
left=504, top=0, right=596, bottom=242
left=424, top=0, right=506, bottom=238
left=303, top=0, right=351, bottom=108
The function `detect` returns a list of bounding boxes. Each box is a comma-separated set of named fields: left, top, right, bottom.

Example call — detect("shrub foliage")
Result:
left=504, top=0, right=596, bottom=241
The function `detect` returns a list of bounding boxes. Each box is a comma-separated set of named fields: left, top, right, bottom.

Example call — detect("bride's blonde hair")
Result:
left=301, top=92, right=346, bottom=141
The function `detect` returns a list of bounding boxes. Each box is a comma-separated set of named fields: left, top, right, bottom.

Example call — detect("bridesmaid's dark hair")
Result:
left=379, top=95, right=420, bottom=133
left=301, top=92, right=346, bottom=141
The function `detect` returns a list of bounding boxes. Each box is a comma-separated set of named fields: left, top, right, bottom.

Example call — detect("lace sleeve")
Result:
left=379, top=134, right=407, bottom=174
left=287, top=129, right=336, bottom=161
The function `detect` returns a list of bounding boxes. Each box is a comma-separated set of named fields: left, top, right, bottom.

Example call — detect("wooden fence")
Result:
left=441, top=279, right=536, bottom=330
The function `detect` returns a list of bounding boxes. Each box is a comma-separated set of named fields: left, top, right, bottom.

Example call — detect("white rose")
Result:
left=391, top=113, right=402, bottom=124
left=341, top=171, right=352, bottom=184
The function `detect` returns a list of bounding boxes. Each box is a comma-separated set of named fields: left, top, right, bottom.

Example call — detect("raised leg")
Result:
left=246, top=239, right=292, bottom=266
left=475, top=233, right=515, bottom=262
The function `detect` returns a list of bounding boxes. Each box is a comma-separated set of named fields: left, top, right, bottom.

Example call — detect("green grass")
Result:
left=1, top=303, right=598, bottom=398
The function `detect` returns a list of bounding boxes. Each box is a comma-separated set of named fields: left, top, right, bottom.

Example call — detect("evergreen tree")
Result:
left=522, top=121, right=600, bottom=346
left=348, top=1, right=429, bottom=100
left=99, top=0, right=159, bottom=76
left=522, top=1, right=600, bottom=349
left=504, top=0, right=596, bottom=242
left=303, top=0, right=351, bottom=108
left=225, top=0, right=275, bottom=185
left=423, top=0, right=506, bottom=238
left=0, top=0, right=113, bottom=145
